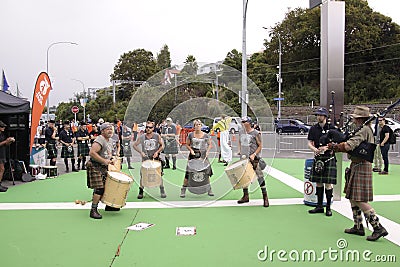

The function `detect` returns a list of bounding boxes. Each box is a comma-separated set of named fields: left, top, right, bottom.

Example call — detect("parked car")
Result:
left=183, top=122, right=210, bottom=133
left=275, top=119, right=311, bottom=135
left=371, top=117, right=400, bottom=137
left=212, top=117, right=242, bottom=133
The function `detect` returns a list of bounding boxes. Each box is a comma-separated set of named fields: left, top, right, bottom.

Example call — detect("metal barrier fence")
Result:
left=274, top=133, right=400, bottom=157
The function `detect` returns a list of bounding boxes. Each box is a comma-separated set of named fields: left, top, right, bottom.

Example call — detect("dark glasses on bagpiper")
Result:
left=146, top=126, right=154, bottom=129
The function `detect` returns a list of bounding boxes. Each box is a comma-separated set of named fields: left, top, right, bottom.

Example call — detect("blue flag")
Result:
left=2, top=70, right=9, bottom=92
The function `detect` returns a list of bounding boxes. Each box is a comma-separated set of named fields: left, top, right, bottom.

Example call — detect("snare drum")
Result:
left=187, top=159, right=211, bottom=194
left=29, top=165, right=40, bottom=177
left=108, top=157, right=122, bottom=172
left=102, top=171, right=133, bottom=208
left=224, top=159, right=256, bottom=189
left=41, top=166, right=58, bottom=178
left=141, top=160, right=162, bottom=188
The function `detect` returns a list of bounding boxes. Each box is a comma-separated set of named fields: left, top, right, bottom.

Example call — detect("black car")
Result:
left=275, top=119, right=311, bottom=134
left=183, top=122, right=210, bottom=133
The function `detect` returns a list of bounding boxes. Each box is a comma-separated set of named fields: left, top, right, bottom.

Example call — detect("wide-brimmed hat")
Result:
left=166, top=117, right=172, bottom=122
left=314, top=107, right=329, bottom=117
left=0, top=121, right=7, bottom=127
left=350, top=106, right=371, bottom=118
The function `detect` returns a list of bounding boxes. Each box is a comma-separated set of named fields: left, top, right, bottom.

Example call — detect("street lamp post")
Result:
left=277, top=33, right=282, bottom=120
left=241, top=0, right=249, bottom=117
left=46, top=41, right=78, bottom=121
left=262, top=28, right=283, bottom=120
left=71, top=78, right=86, bottom=121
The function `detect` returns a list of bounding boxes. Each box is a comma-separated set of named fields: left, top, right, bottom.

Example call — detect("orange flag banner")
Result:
left=30, top=72, right=52, bottom=152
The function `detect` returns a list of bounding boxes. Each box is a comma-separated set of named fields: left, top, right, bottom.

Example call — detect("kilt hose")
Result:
left=77, top=142, right=90, bottom=157
left=86, top=161, right=108, bottom=189
left=344, top=160, right=373, bottom=202
left=46, top=143, right=58, bottom=159
left=61, top=145, right=75, bottom=158
left=310, top=154, right=337, bottom=185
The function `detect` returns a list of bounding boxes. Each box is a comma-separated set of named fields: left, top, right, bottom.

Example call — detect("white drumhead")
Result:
left=29, top=165, right=39, bottom=168
left=108, top=171, right=133, bottom=182
left=142, top=160, right=161, bottom=168
left=225, top=160, right=247, bottom=171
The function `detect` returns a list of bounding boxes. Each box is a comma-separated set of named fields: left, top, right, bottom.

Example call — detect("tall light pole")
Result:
left=71, top=78, right=86, bottom=121
left=277, top=33, right=282, bottom=120
left=241, top=0, right=249, bottom=117
left=46, top=41, right=78, bottom=121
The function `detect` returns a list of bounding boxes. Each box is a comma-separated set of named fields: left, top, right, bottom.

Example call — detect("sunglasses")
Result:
left=145, top=126, right=154, bottom=129
left=378, top=119, right=384, bottom=121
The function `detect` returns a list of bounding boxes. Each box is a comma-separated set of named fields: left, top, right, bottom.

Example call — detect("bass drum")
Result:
left=187, top=159, right=211, bottom=195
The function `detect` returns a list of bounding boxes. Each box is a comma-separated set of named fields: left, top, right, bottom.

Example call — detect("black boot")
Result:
left=137, top=187, right=144, bottom=199
left=127, top=158, right=134, bottom=169
left=345, top=206, right=365, bottom=236
left=71, top=159, right=79, bottom=172
left=325, top=188, right=333, bottom=216
left=90, top=208, right=102, bottom=219
left=160, top=186, right=167, bottom=198
left=0, top=183, right=8, bottom=192
left=164, top=158, right=170, bottom=169
left=238, top=188, right=249, bottom=204
left=64, top=158, right=69, bottom=172
left=365, top=210, right=388, bottom=241
left=180, top=186, right=187, bottom=198
left=77, top=158, right=81, bottom=170
left=262, top=190, right=269, bottom=207
left=105, top=205, right=120, bottom=211
left=82, top=158, right=86, bottom=170
left=172, top=157, right=176, bottom=170
left=309, top=187, right=324, bottom=214
left=208, top=187, right=214, bottom=197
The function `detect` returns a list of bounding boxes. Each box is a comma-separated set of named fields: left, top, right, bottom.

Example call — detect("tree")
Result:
left=110, top=48, right=158, bottom=82
left=156, top=44, right=171, bottom=70
left=181, top=55, right=198, bottom=75
left=262, top=0, right=400, bottom=104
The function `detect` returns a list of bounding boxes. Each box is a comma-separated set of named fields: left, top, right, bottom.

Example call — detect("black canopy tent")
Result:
left=0, top=91, right=30, bottom=168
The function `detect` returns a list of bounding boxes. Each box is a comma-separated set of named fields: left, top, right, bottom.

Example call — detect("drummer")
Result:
left=132, top=120, right=167, bottom=199
left=86, top=122, right=117, bottom=219
left=161, top=117, right=178, bottom=170
left=75, top=121, right=90, bottom=171
left=237, top=116, right=269, bottom=207
left=180, top=119, right=214, bottom=197
left=59, top=121, right=78, bottom=173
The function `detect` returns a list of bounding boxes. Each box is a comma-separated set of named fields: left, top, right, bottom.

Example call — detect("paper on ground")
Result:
left=127, top=222, right=154, bottom=231
left=176, top=226, right=196, bottom=236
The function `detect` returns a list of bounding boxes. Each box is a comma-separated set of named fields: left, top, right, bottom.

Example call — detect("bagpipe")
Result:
left=320, top=97, right=400, bottom=162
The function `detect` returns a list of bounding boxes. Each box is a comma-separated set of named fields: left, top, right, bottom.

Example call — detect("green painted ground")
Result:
left=1, top=206, right=399, bottom=267
left=0, top=158, right=399, bottom=267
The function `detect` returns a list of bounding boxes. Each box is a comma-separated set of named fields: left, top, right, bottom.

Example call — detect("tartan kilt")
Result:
left=77, top=142, right=89, bottom=157
left=310, top=154, right=337, bottom=184
left=46, top=143, right=57, bottom=159
left=344, top=160, right=373, bottom=202
left=61, top=145, right=75, bottom=158
left=86, top=161, right=107, bottom=189
left=163, top=138, right=178, bottom=154
left=122, top=141, right=132, bottom=157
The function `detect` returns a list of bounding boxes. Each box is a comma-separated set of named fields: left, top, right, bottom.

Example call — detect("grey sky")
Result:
left=1, top=0, right=398, bottom=107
